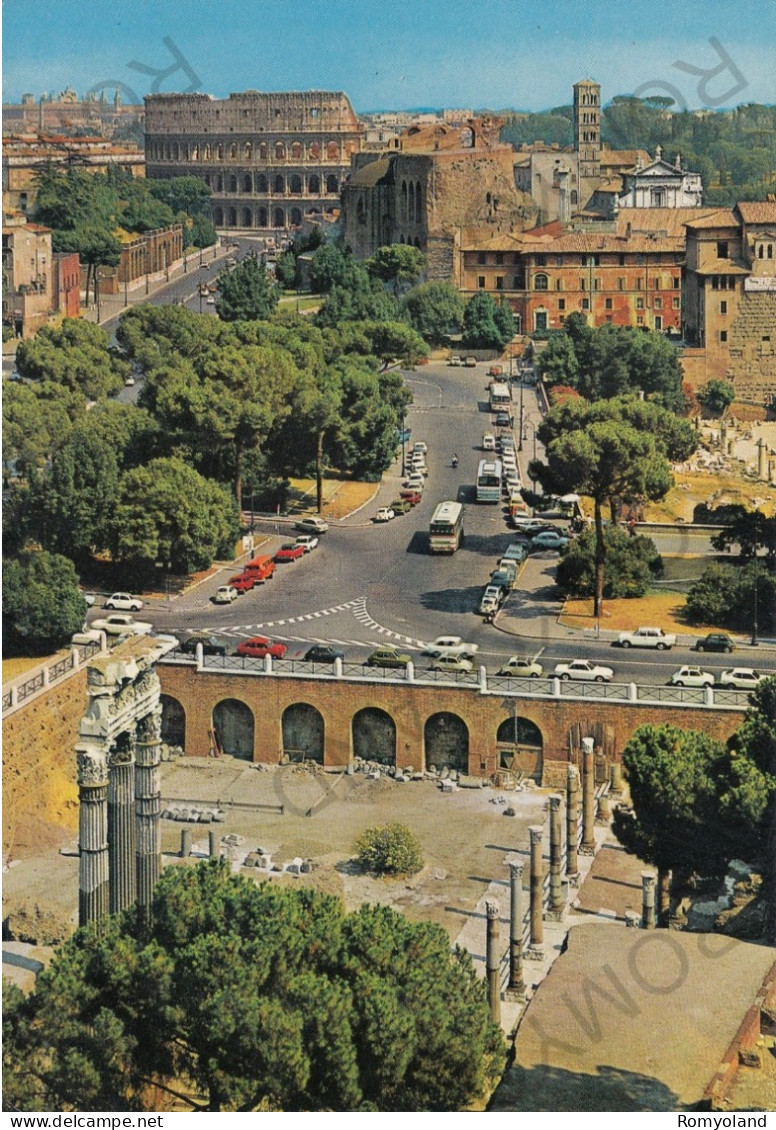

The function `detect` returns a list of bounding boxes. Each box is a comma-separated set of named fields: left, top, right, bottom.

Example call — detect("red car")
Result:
left=236, top=636, right=287, bottom=659
left=230, top=573, right=257, bottom=593
left=400, top=489, right=423, bottom=506
left=274, top=543, right=305, bottom=563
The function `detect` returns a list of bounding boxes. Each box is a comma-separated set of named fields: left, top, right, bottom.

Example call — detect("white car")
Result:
left=482, top=432, right=496, bottom=451
left=91, top=614, right=153, bottom=637
left=512, top=516, right=552, bottom=530
left=403, top=473, right=424, bottom=490
left=430, top=654, right=474, bottom=674
left=295, top=517, right=329, bottom=534
left=529, top=530, right=570, bottom=551
left=104, top=592, right=144, bottom=611
left=479, top=586, right=504, bottom=614
left=495, top=656, right=544, bottom=678
left=212, top=585, right=239, bottom=604
left=421, top=635, right=479, bottom=660
left=412, top=441, right=428, bottom=455
left=294, top=535, right=319, bottom=552
left=618, top=627, right=676, bottom=650
left=670, top=665, right=714, bottom=688
left=124, top=376, right=136, bottom=387
left=374, top=507, right=395, bottom=522
left=554, top=659, right=614, bottom=683
left=719, top=668, right=765, bottom=689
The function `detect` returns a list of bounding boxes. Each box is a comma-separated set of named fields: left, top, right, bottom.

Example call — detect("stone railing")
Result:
left=160, top=648, right=751, bottom=712
left=2, top=638, right=106, bottom=718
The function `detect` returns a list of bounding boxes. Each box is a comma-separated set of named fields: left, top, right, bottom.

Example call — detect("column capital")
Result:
left=641, top=870, right=657, bottom=889
left=508, top=858, right=525, bottom=880
left=485, top=899, right=500, bottom=920
left=76, top=744, right=109, bottom=788
left=549, top=794, right=562, bottom=813
left=529, top=824, right=543, bottom=846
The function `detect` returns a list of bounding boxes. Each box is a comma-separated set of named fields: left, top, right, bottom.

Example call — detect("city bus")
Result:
left=428, top=501, right=465, bottom=553
left=476, top=459, right=503, bottom=503
left=489, top=381, right=512, bottom=409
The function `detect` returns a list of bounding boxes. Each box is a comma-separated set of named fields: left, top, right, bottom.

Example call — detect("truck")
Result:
left=617, top=627, right=677, bottom=650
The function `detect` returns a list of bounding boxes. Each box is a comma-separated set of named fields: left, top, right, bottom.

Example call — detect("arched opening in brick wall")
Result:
left=257, top=174, right=268, bottom=193
left=243, top=175, right=253, bottom=193
left=258, top=207, right=268, bottom=226
left=242, top=208, right=253, bottom=227
left=274, top=208, right=285, bottom=228
left=212, top=207, right=224, bottom=226
left=160, top=694, right=185, bottom=749
left=274, top=175, right=285, bottom=194
left=308, top=174, right=320, bottom=194
left=424, top=712, right=468, bottom=773
left=326, top=174, right=338, bottom=193
left=496, top=715, right=543, bottom=780
left=290, top=208, right=302, bottom=226
left=352, top=707, right=396, bottom=766
left=282, top=703, right=324, bottom=763
left=227, top=207, right=237, bottom=226
left=213, top=698, right=254, bottom=759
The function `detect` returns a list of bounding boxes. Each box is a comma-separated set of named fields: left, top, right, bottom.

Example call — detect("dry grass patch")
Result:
left=2, top=652, right=66, bottom=684
left=559, top=591, right=691, bottom=633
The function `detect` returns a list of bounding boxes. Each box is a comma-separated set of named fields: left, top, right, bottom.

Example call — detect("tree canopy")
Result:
left=215, top=257, right=279, bottom=322
left=15, top=319, right=129, bottom=400
left=401, top=281, right=465, bottom=345
left=366, top=245, right=426, bottom=294
left=462, top=292, right=512, bottom=350
left=3, top=861, right=503, bottom=1112
left=2, top=550, right=86, bottom=655
left=556, top=525, right=663, bottom=599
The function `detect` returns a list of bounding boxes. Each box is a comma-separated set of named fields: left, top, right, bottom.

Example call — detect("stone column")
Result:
left=209, top=830, right=219, bottom=858
left=507, top=860, right=526, bottom=998
left=580, top=737, right=596, bottom=855
left=181, top=829, right=191, bottom=858
left=77, top=745, right=110, bottom=927
left=108, top=744, right=136, bottom=915
left=641, top=870, right=656, bottom=930
left=566, top=765, right=580, bottom=886
left=609, top=761, right=624, bottom=793
left=135, top=707, right=162, bottom=916
left=596, top=790, right=611, bottom=824
left=548, top=795, right=565, bottom=920
left=526, top=825, right=544, bottom=958
left=485, top=900, right=501, bottom=1026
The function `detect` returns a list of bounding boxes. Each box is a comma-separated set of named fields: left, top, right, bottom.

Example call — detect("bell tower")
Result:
left=574, top=78, right=601, bottom=210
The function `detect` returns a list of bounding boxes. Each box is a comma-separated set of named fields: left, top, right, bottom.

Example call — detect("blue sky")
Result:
left=3, top=0, right=775, bottom=112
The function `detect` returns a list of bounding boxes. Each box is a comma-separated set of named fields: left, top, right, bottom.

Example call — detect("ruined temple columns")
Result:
left=485, top=899, right=501, bottom=1025
left=526, top=825, right=544, bottom=958
left=77, top=745, right=110, bottom=927
left=135, top=708, right=162, bottom=914
left=548, top=795, right=565, bottom=920
left=580, top=736, right=596, bottom=854
left=507, top=860, right=526, bottom=998
left=566, top=765, right=580, bottom=886
left=642, top=870, right=657, bottom=930
left=108, top=744, right=137, bottom=914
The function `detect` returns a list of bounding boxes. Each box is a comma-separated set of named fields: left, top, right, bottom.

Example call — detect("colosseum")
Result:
left=144, top=90, right=364, bottom=237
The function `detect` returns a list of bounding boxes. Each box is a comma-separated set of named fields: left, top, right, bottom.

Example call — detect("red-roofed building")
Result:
left=2, top=214, right=53, bottom=337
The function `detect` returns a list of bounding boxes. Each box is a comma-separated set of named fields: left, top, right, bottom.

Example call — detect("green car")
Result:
left=366, top=646, right=412, bottom=668
left=390, top=498, right=412, bottom=515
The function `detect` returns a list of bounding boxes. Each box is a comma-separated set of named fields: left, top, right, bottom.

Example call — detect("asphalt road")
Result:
left=87, top=356, right=776, bottom=686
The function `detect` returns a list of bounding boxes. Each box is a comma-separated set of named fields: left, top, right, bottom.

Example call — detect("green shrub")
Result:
left=355, top=822, right=423, bottom=876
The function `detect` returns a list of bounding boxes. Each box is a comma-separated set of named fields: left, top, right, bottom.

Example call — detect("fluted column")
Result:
left=566, top=765, right=580, bottom=886
left=77, top=745, right=109, bottom=927
left=581, top=737, right=596, bottom=855
left=507, top=860, right=526, bottom=998
left=108, top=744, right=136, bottom=914
left=526, top=825, right=544, bottom=958
left=642, top=871, right=657, bottom=930
left=485, top=900, right=501, bottom=1026
left=135, top=707, right=162, bottom=916
left=548, top=795, right=565, bottom=920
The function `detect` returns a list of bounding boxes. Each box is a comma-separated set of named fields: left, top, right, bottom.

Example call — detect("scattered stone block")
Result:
left=503, top=806, right=516, bottom=817
left=243, top=853, right=260, bottom=868
left=224, top=834, right=245, bottom=846
left=271, top=864, right=283, bottom=872
left=441, top=779, right=456, bottom=793
left=300, top=860, right=313, bottom=874
left=625, top=911, right=641, bottom=928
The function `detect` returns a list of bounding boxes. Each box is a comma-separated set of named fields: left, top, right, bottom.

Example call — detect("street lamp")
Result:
left=517, top=375, right=525, bottom=452
left=751, top=548, right=760, bottom=646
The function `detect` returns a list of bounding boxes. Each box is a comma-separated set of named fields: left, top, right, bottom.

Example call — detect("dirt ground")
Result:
left=559, top=591, right=698, bottom=633
left=2, top=756, right=549, bottom=946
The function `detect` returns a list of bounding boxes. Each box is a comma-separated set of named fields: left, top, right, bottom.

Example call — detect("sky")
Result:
left=3, top=0, right=775, bottom=113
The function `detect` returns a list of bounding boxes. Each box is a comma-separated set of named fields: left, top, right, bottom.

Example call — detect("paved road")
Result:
left=86, top=356, right=776, bottom=685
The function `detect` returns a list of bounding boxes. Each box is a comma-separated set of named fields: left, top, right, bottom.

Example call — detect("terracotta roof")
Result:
left=615, top=207, right=721, bottom=236
left=519, top=231, right=684, bottom=254
left=683, top=209, right=738, bottom=229
left=692, top=259, right=750, bottom=276
left=599, top=148, right=651, bottom=167
left=736, top=201, right=776, bottom=224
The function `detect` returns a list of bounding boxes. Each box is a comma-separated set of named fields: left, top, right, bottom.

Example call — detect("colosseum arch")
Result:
left=230, top=143, right=237, bottom=159
left=290, top=207, right=302, bottom=226
left=415, top=182, right=422, bottom=219
left=291, top=141, right=303, bottom=159
left=327, top=141, right=339, bottom=160
left=244, top=142, right=252, bottom=159
left=424, top=712, right=469, bottom=773
left=258, top=207, right=268, bottom=226
left=241, top=207, right=253, bottom=227
left=273, top=207, right=285, bottom=228
left=213, top=698, right=254, bottom=760
left=160, top=694, right=185, bottom=749
left=308, top=173, right=320, bottom=194
left=229, top=175, right=238, bottom=193
left=275, top=142, right=286, bottom=160
left=259, top=142, right=268, bottom=160
left=243, top=174, right=253, bottom=193
left=227, top=207, right=237, bottom=226
left=282, top=703, right=324, bottom=763
left=274, top=174, right=285, bottom=194
left=401, top=181, right=408, bottom=221
left=352, top=707, right=396, bottom=766
left=309, top=141, right=321, bottom=160
left=215, top=174, right=223, bottom=192
left=290, top=174, right=303, bottom=194
left=256, top=174, right=268, bottom=193
left=212, top=206, right=224, bottom=226
left=326, top=174, right=338, bottom=193
left=216, top=143, right=223, bottom=160
left=496, top=715, right=543, bottom=780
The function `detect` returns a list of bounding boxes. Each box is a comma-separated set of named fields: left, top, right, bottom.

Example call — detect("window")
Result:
left=477, top=252, right=486, bottom=265
left=594, top=279, right=601, bottom=290
left=495, top=253, right=504, bottom=265
left=579, top=278, right=586, bottom=290
left=535, top=255, right=546, bottom=266
left=619, top=254, right=626, bottom=266
left=720, top=330, right=728, bottom=342
left=478, top=276, right=486, bottom=289
left=673, top=277, right=680, bottom=288
left=763, top=335, right=771, bottom=342
left=673, top=297, right=680, bottom=309
left=654, top=278, right=660, bottom=289
left=720, top=301, right=727, bottom=314
left=558, top=298, right=566, bottom=311
left=555, top=256, right=562, bottom=266
left=618, top=277, right=625, bottom=290
left=654, top=297, right=662, bottom=309
left=654, top=316, right=662, bottom=330
left=637, top=316, right=644, bottom=325
left=636, top=297, right=644, bottom=309
left=496, top=276, right=504, bottom=290
left=605, top=297, right=613, bottom=310
left=717, top=241, right=729, bottom=259
left=556, top=279, right=563, bottom=291
left=513, top=275, right=521, bottom=289
left=581, top=298, right=590, bottom=310
left=586, top=255, right=600, bottom=267
left=534, top=273, right=548, bottom=291
left=636, top=278, right=643, bottom=290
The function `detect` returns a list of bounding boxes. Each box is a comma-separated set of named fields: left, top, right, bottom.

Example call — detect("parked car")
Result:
left=719, top=668, right=765, bottom=689
left=410, top=460, right=428, bottom=476
left=72, top=627, right=104, bottom=646
left=374, top=507, right=395, bottom=522
left=104, top=592, right=144, bottom=611
left=295, top=517, right=329, bottom=534
left=304, top=644, right=344, bottom=664
left=618, top=627, right=676, bottom=650
left=390, top=498, right=412, bottom=515
left=488, top=364, right=504, bottom=377
left=464, top=356, right=477, bottom=367
left=430, top=654, right=474, bottom=674
left=124, top=376, right=136, bottom=387
left=670, top=665, right=714, bottom=687
left=495, top=656, right=544, bottom=678
left=399, top=489, right=423, bottom=506
left=403, top=472, right=424, bottom=490
left=294, top=535, right=319, bottom=552
left=366, top=645, right=412, bottom=668
left=206, top=295, right=216, bottom=305
left=695, top=633, right=735, bottom=653
left=180, top=633, right=228, bottom=656
left=448, top=355, right=463, bottom=366
left=91, top=614, right=153, bottom=637
left=490, top=569, right=515, bottom=593
left=229, top=573, right=257, bottom=593
left=274, top=543, right=305, bottom=563
left=421, top=635, right=479, bottom=659
left=483, top=432, right=496, bottom=451
left=236, top=635, right=287, bottom=659
left=479, top=586, right=505, bottom=614
left=512, top=516, right=552, bottom=530
left=503, top=543, right=528, bottom=564
left=212, top=584, right=239, bottom=604
left=554, top=659, right=614, bottom=682
left=494, top=411, right=512, bottom=429
left=412, top=441, right=428, bottom=455
left=529, top=530, right=571, bottom=551
left=242, top=554, right=275, bottom=582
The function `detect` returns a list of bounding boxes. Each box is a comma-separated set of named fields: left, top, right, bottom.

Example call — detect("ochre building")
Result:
left=144, top=91, right=364, bottom=235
